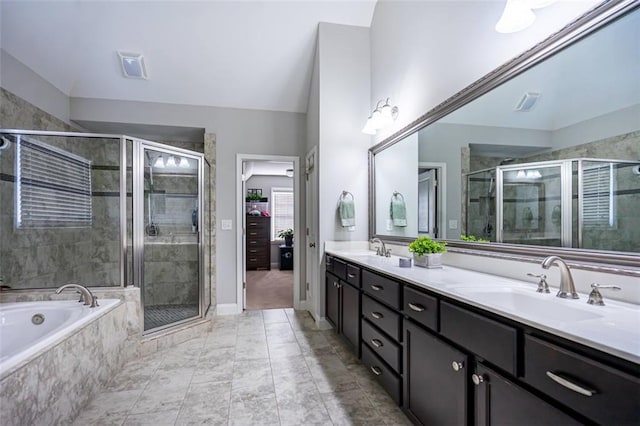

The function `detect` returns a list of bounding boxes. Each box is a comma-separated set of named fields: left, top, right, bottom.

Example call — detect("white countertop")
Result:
left=325, top=246, right=640, bottom=365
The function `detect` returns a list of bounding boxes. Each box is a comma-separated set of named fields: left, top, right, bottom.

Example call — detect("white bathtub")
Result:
left=0, top=299, right=120, bottom=378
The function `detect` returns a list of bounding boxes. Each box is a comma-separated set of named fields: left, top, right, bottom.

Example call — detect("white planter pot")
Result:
left=413, top=253, right=443, bottom=269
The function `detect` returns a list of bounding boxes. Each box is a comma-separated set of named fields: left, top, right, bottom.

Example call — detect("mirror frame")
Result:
left=369, top=0, right=640, bottom=270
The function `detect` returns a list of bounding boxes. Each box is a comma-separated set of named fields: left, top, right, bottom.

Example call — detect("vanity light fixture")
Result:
left=153, top=156, right=165, bottom=168
left=495, top=0, right=536, bottom=33
left=166, top=156, right=177, bottom=168
left=178, top=157, right=190, bottom=168
left=362, top=98, right=399, bottom=134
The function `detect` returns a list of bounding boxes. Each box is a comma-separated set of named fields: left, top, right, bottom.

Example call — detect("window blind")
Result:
left=271, top=188, right=293, bottom=239
left=16, top=136, right=92, bottom=228
left=582, top=163, right=614, bottom=227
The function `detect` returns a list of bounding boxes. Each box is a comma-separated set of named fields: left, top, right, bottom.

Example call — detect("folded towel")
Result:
left=390, top=193, right=407, bottom=227
left=339, top=198, right=355, bottom=227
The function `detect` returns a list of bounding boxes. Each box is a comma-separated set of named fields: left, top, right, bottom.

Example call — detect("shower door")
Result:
left=134, top=140, right=204, bottom=332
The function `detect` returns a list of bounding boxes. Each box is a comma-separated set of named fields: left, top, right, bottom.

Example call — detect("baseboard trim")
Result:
left=295, top=299, right=307, bottom=311
left=316, top=317, right=334, bottom=330
left=216, top=303, right=241, bottom=315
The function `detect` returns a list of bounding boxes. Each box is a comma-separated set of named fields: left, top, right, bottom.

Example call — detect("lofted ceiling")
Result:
left=0, top=0, right=377, bottom=114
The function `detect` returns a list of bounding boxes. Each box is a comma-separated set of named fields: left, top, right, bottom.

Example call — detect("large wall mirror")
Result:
left=370, top=1, right=639, bottom=267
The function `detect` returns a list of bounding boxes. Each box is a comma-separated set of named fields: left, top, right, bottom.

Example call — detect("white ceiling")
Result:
left=244, top=160, right=293, bottom=180
left=0, top=0, right=377, bottom=114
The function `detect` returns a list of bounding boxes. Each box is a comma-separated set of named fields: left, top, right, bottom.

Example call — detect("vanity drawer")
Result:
left=362, top=295, right=401, bottom=341
left=403, top=286, right=438, bottom=331
left=361, top=343, right=401, bottom=405
left=524, top=335, right=640, bottom=425
left=440, top=301, right=517, bottom=375
left=362, top=270, right=400, bottom=309
left=332, top=258, right=347, bottom=281
left=346, top=264, right=361, bottom=288
left=362, top=319, right=401, bottom=373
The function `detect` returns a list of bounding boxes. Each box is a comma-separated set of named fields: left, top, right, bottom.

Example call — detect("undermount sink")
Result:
left=449, top=286, right=603, bottom=323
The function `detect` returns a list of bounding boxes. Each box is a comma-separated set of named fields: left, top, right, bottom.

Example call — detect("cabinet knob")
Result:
left=347, top=273, right=356, bottom=278
left=371, top=284, right=383, bottom=291
left=370, top=339, right=383, bottom=348
left=370, top=312, right=383, bottom=320
left=370, top=366, right=382, bottom=376
left=472, top=374, right=486, bottom=386
left=451, top=361, right=464, bottom=372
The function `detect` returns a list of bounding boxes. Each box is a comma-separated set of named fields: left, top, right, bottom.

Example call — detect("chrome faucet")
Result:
left=371, top=238, right=391, bottom=257
left=56, top=284, right=99, bottom=308
left=541, top=256, right=579, bottom=299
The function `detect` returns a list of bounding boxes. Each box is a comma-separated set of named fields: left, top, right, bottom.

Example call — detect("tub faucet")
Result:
left=371, top=238, right=391, bottom=257
left=56, top=284, right=99, bottom=308
left=541, top=256, right=579, bottom=299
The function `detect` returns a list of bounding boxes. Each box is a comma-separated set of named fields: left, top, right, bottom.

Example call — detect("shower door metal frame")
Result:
left=133, top=138, right=205, bottom=334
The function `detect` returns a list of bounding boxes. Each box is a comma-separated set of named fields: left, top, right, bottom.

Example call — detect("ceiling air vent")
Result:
left=117, top=52, right=148, bottom=79
left=514, top=92, right=540, bottom=112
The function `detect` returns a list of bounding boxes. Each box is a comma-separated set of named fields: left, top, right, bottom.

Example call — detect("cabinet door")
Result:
left=340, top=282, right=360, bottom=356
left=325, top=273, right=340, bottom=329
left=404, top=321, right=468, bottom=425
left=474, top=363, right=581, bottom=426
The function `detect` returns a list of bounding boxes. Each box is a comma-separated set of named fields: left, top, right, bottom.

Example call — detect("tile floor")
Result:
left=73, top=309, right=411, bottom=426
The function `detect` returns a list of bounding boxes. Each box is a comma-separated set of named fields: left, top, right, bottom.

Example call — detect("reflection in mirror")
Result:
left=371, top=4, right=640, bottom=256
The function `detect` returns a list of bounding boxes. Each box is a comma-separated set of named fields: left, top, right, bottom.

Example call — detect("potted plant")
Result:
left=278, top=228, right=294, bottom=247
left=408, top=236, right=446, bottom=268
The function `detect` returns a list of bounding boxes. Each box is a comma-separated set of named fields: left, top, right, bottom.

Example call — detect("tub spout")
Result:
left=56, top=284, right=99, bottom=308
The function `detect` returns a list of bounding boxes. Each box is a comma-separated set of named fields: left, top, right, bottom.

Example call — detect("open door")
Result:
left=305, top=148, right=319, bottom=320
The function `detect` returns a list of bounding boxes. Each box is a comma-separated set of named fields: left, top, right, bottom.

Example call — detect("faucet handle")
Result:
left=385, top=249, right=392, bottom=258
left=587, top=283, right=621, bottom=306
left=527, top=273, right=550, bottom=293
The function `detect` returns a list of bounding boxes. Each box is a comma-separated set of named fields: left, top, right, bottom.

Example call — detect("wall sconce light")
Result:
left=153, top=156, right=165, bottom=168
left=179, top=157, right=190, bottom=168
left=495, top=0, right=557, bottom=34
left=166, top=156, right=177, bottom=168
left=362, top=98, right=399, bottom=135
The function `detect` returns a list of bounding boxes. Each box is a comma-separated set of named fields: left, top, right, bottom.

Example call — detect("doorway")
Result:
left=236, top=155, right=300, bottom=311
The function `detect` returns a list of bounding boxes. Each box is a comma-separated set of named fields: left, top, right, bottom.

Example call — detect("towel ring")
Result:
left=341, top=190, right=354, bottom=200
left=392, top=191, right=405, bottom=201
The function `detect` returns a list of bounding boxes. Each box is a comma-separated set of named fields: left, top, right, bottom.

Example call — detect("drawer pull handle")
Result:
left=451, top=361, right=464, bottom=372
left=348, top=273, right=356, bottom=278
left=370, top=366, right=382, bottom=376
left=249, top=223, right=257, bottom=226
left=249, top=241, right=257, bottom=245
left=371, top=312, right=383, bottom=320
left=249, top=250, right=257, bottom=253
left=371, top=339, right=383, bottom=348
left=472, top=374, right=486, bottom=386
left=249, top=232, right=257, bottom=236
left=249, top=258, right=257, bottom=261
left=408, top=303, right=425, bottom=312
left=545, top=371, right=596, bottom=397
left=371, top=285, right=383, bottom=291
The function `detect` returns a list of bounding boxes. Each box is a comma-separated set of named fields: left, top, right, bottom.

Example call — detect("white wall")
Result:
left=70, top=97, right=305, bottom=305
left=0, top=49, right=71, bottom=125
left=369, top=0, right=602, bottom=143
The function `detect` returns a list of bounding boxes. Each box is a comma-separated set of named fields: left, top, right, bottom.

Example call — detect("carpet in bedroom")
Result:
left=245, top=269, right=294, bottom=310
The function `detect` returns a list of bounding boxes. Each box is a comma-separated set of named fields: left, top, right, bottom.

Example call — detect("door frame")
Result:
left=236, top=154, right=301, bottom=312
left=305, top=147, right=319, bottom=321
left=418, top=162, right=447, bottom=239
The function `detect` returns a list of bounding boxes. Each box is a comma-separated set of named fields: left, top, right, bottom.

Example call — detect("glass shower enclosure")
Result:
left=134, top=140, right=205, bottom=332
left=0, top=130, right=208, bottom=334
left=466, top=158, right=640, bottom=252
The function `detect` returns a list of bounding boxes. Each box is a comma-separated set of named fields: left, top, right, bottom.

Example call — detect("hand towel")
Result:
left=339, top=197, right=355, bottom=227
left=390, top=193, right=407, bottom=227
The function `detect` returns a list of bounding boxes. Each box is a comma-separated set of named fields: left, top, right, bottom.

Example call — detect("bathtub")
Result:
left=0, top=298, right=120, bottom=378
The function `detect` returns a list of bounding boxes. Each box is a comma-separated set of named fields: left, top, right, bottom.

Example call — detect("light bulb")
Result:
left=495, top=0, right=536, bottom=34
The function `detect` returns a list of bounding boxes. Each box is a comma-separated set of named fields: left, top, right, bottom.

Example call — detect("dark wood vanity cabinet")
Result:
left=325, top=255, right=639, bottom=425
left=325, top=256, right=361, bottom=356
left=474, top=363, right=582, bottom=426
left=404, top=320, right=468, bottom=425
